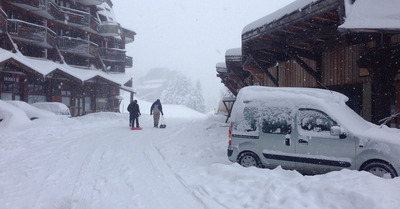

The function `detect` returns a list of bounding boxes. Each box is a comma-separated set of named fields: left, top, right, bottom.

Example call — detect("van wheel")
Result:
left=238, top=152, right=262, bottom=168
left=361, top=161, right=397, bottom=179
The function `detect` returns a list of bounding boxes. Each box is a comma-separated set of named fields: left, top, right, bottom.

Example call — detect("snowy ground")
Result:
left=1, top=100, right=400, bottom=209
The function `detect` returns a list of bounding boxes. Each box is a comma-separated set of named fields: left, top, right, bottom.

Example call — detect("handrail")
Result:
left=0, top=8, right=7, bottom=32
left=7, top=19, right=47, bottom=42
left=0, top=8, right=7, bottom=19
left=8, top=19, right=47, bottom=31
left=59, top=36, right=99, bottom=47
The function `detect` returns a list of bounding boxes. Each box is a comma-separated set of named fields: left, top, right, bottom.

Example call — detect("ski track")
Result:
left=0, top=114, right=227, bottom=209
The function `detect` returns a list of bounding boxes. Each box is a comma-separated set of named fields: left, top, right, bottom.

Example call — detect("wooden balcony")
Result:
left=56, top=5, right=99, bottom=32
left=98, top=22, right=120, bottom=36
left=7, top=19, right=57, bottom=47
left=9, top=0, right=41, bottom=7
left=76, top=0, right=105, bottom=6
left=99, top=47, right=126, bottom=62
left=125, top=56, right=133, bottom=68
left=122, top=27, right=136, bottom=44
left=59, top=36, right=98, bottom=57
left=59, top=6, right=90, bottom=27
left=11, top=0, right=99, bottom=32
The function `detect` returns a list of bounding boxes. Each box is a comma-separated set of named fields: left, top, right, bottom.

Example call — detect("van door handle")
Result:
left=285, top=138, right=291, bottom=146
left=298, top=139, right=308, bottom=144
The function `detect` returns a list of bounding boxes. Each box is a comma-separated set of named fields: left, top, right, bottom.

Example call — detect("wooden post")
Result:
left=362, top=82, right=372, bottom=122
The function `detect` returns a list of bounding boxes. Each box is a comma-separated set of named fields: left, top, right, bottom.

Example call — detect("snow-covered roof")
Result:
left=216, top=62, right=227, bottom=73
left=225, top=48, right=242, bottom=57
left=243, top=0, right=400, bottom=35
left=216, top=62, right=227, bottom=68
left=339, top=0, right=400, bottom=31
left=0, top=48, right=132, bottom=88
left=242, top=0, right=318, bottom=35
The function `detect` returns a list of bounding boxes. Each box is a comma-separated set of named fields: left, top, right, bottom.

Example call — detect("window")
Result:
left=297, top=109, right=336, bottom=133
left=85, top=97, right=91, bottom=112
left=234, top=106, right=257, bottom=132
left=28, top=95, right=46, bottom=103
left=62, top=97, right=70, bottom=106
left=260, top=107, right=292, bottom=134
left=28, top=83, right=44, bottom=94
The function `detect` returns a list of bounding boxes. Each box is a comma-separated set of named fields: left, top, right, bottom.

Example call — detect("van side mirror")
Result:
left=330, top=126, right=347, bottom=139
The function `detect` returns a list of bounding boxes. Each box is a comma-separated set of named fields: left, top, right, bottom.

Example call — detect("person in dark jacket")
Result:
left=127, top=100, right=141, bottom=128
left=150, top=99, right=163, bottom=128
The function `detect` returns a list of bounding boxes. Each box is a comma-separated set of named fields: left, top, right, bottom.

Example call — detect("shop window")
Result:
left=1, top=93, right=12, bottom=100
left=61, top=90, right=71, bottom=96
left=28, top=83, right=44, bottom=94
left=62, top=97, right=70, bottom=106
left=28, top=95, right=46, bottom=103
left=85, top=97, right=91, bottom=112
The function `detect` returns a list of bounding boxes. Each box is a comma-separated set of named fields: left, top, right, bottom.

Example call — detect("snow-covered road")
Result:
left=1, top=100, right=400, bottom=209
left=0, top=110, right=221, bottom=209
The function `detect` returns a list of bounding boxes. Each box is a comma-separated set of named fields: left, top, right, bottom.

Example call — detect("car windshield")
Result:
left=326, top=102, right=371, bottom=132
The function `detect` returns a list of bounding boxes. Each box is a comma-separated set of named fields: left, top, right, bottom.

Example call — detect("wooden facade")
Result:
left=0, top=0, right=136, bottom=116
left=218, top=0, right=400, bottom=126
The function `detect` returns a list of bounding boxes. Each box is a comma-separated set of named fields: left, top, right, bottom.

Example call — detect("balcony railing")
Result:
left=125, top=56, right=133, bottom=68
left=76, top=0, right=105, bottom=6
left=59, top=6, right=89, bottom=26
left=59, top=36, right=98, bottom=57
left=7, top=19, right=57, bottom=46
left=46, top=0, right=64, bottom=20
left=13, top=0, right=100, bottom=32
left=0, top=8, right=7, bottom=33
left=123, top=28, right=135, bottom=44
left=10, top=0, right=41, bottom=7
left=98, top=22, right=120, bottom=36
left=99, top=47, right=126, bottom=62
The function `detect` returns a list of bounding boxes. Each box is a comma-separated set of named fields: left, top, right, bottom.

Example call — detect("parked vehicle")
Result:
left=32, top=102, right=71, bottom=117
left=227, top=86, right=400, bottom=178
left=6, top=100, right=55, bottom=120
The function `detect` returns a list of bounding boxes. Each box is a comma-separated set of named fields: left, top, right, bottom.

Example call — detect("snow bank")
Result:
left=0, top=100, right=32, bottom=131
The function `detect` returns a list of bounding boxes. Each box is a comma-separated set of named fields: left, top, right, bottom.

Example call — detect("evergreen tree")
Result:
left=161, top=72, right=206, bottom=113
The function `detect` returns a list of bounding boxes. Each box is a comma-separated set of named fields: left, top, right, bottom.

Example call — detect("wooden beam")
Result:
left=249, top=25, right=339, bottom=51
left=284, top=46, right=321, bottom=61
left=282, top=48, right=321, bottom=82
left=249, top=53, right=279, bottom=86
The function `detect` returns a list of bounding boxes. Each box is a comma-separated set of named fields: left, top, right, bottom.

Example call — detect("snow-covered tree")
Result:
left=161, top=72, right=206, bottom=113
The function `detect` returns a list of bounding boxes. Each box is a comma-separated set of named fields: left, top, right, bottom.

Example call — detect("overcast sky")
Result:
left=113, top=0, right=295, bottom=110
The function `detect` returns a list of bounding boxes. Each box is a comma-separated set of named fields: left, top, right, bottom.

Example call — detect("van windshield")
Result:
left=327, top=103, right=371, bottom=131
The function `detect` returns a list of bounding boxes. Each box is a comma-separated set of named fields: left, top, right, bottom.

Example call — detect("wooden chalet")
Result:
left=216, top=62, right=238, bottom=95
left=218, top=0, right=400, bottom=126
left=0, top=0, right=136, bottom=116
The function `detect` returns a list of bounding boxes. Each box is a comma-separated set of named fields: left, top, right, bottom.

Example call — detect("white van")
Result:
left=227, top=86, right=400, bottom=178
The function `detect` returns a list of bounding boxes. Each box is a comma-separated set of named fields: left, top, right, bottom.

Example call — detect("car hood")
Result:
left=352, top=124, right=400, bottom=147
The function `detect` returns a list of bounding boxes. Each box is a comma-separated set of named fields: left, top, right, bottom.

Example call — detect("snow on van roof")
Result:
left=236, top=86, right=348, bottom=104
